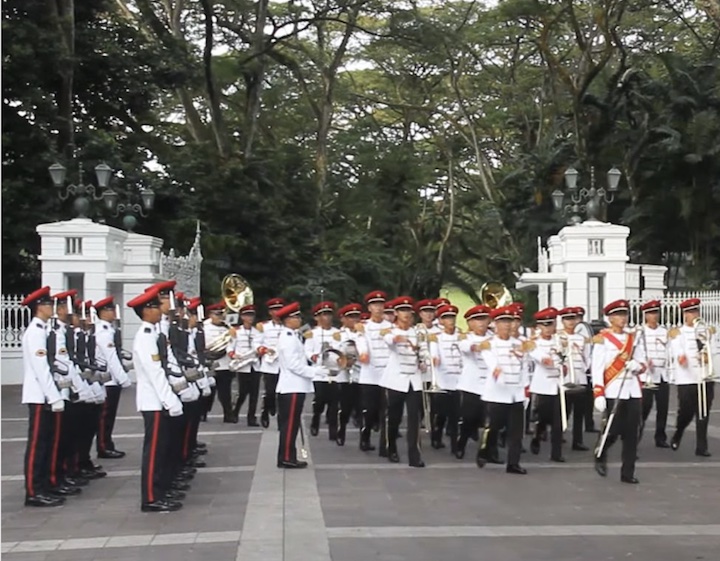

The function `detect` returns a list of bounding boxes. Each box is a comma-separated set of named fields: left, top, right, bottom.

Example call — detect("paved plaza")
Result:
left=2, top=384, right=719, bottom=561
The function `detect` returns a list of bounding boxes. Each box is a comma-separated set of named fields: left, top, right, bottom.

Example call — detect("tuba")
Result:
left=205, top=274, right=254, bottom=359
left=480, top=281, right=513, bottom=309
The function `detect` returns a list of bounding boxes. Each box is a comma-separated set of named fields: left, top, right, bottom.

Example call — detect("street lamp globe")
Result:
left=141, top=189, right=156, bottom=211
left=551, top=189, right=564, bottom=211
left=48, top=163, right=67, bottom=187
left=607, top=167, right=622, bottom=192
left=94, top=163, right=113, bottom=188
left=564, top=167, right=579, bottom=191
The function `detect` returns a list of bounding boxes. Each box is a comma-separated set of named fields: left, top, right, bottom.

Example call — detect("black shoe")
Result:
left=621, top=476, right=639, bottom=484
left=261, top=412, right=270, bottom=428
left=201, top=414, right=208, bottom=422
left=696, top=450, right=712, bottom=457
left=98, top=449, right=125, bottom=459
left=49, top=484, right=81, bottom=496
left=455, top=448, right=465, bottom=460
left=165, top=490, right=186, bottom=501
left=550, top=456, right=566, bottom=463
left=171, top=481, right=191, bottom=491
left=655, top=440, right=670, bottom=449
left=223, top=414, right=236, bottom=423
left=431, top=440, right=445, bottom=450
left=336, top=435, right=346, bottom=446
left=193, top=447, right=208, bottom=456
left=360, top=441, right=375, bottom=452
left=25, top=494, right=64, bottom=507
left=572, top=443, right=589, bottom=451
left=65, top=476, right=89, bottom=487
left=487, top=456, right=504, bottom=465
left=388, top=452, right=400, bottom=463
left=310, top=426, right=319, bottom=437
left=409, top=460, right=425, bottom=468
left=80, top=468, right=107, bottom=479
left=141, top=500, right=182, bottom=512
left=247, top=418, right=260, bottom=427
left=196, top=442, right=207, bottom=449
left=594, top=460, right=607, bottom=477
left=476, top=453, right=487, bottom=468
left=189, top=459, right=207, bottom=468
left=530, top=438, right=540, bottom=455
left=277, top=460, right=308, bottom=469
left=506, top=465, right=527, bottom=475
left=174, top=472, right=194, bottom=482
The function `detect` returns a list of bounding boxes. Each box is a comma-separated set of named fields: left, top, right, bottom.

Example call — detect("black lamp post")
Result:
left=102, top=188, right=155, bottom=232
left=49, top=161, right=114, bottom=218
left=551, top=166, right=622, bottom=225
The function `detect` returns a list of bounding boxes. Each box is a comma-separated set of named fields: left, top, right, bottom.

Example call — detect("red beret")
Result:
left=206, top=302, right=225, bottom=312
left=364, top=290, right=388, bottom=304
left=509, top=303, right=524, bottom=318
left=603, top=299, right=630, bottom=316
left=575, top=306, right=586, bottom=315
left=22, top=286, right=53, bottom=307
left=464, top=305, right=491, bottom=320
left=175, top=291, right=185, bottom=302
left=558, top=307, right=578, bottom=318
left=436, top=304, right=458, bottom=318
left=94, top=297, right=115, bottom=311
left=312, top=301, right=335, bottom=315
left=415, top=299, right=436, bottom=312
left=491, top=306, right=514, bottom=321
left=339, top=303, right=363, bottom=317
left=640, top=300, right=661, bottom=313
left=52, top=289, right=78, bottom=302
left=434, top=298, right=451, bottom=307
left=360, top=312, right=371, bottom=320
left=266, top=297, right=286, bottom=309
left=84, top=300, right=93, bottom=309
left=679, top=298, right=700, bottom=311
left=145, top=280, right=176, bottom=295
left=534, top=307, right=558, bottom=323
left=187, top=297, right=202, bottom=312
left=73, top=297, right=83, bottom=311
left=240, top=304, right=256, bottom=315
left=127, top=288, right=161, bottom=310
left=277, top=302, right=301, bottom=319
left=393, top=296, right=415, bottom=311
left=384, top=299, right=396, bottom=312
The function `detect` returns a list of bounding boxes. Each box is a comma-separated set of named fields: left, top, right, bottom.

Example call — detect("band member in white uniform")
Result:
left=355, top=291, right=392, bottom=452
left=592, top=299, right=647, bottom=484
left=204, top=302, right=234, bottom=422
left=276, top=302, right=329, bottom=468
left=574, top=306, right=598, bottom=433
left=335, top=303, right=363, bottom=446
left=256, top=298, right=286, bottom=428
left=228, top=304, right=262, bottom=426
left=558, top=307, right=591, bottom=451
left=638, top=300, right=670, bottom=447
left=455, top=305, right=492, bottom=460
left=669, top=298, right=715, bottom=456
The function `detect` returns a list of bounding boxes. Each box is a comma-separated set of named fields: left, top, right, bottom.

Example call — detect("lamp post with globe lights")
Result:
left=551, top=166, right=623, bottom=225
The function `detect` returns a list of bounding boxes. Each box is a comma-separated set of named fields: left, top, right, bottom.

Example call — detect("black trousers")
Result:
left=141, top=411, right=172, bottom=505
left=385, top=388, right=423, bottom=465
left=261, top=373, right=278, bottom=416
left=431, top=391, right=461, bottom=452
left=233, top=370, right=262, bottom=420
left=533, top=394, right=563, bottom=459
left=480, top=402, right=524, bottom=467
left=312, top=381, right=339, bottom=438
left=360, top=384, right=383, bottom=446
left=337, top=383, right=360, bottom=437
left=215, top=370, right=234, bottom=418
left=60, top=400, right=82, bottom=477
left=48, top=410, right=65, bottom=488
left=78, top=403, right=102, bottom=470
left=457, top=392, right=485, bottom=453
left=277, top=393, right=305, bottom=463
left=596, top=398, right=641, bottom=479
left=566, top=389, right=588, bottom=445
left=97, top=385, right=122, bottom=453
left=181, top=400, right=202, bottom=462
left=584, top=380, right=596, bottom=430
left=24, top=404, right=54, bottom=498
left=674, top=382, right=715, bottom=453
left=201, top=385, right=216, bottom=419
left=166, top=412, right=187, bottom=478
left=641, top=380, right=670, bottom=443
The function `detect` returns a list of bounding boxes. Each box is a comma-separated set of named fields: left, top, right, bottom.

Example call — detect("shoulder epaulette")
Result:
left=303, top=331, right=313, bottom=339
left=428, top=334, right=438, bottom=343
left=354, top=323, right=365, bottom=334
left=592, top=333, right=604, bottom=344
left=332, top=332, right=342, bottom=341
left=144, top=327, right=152, bottom=333
left=458, top=333, right=467, bottom=340
left=584, top=337, right=592, bottom=344
left=102, top=324, right=109, bottom=329
left=36, top=323, right=44, bottom=329
left=710, top=326, right=717, bottom=335
left=479, top=340, right=491, bottom=351
left=668, top=327, right=680, bottom=339
left=380, top=328, right=392, bottom=336
left=286, top=330, right=293, bottom=336
left=522, top=340, right=536, bottom=352
left=255, top=322, right=264, bottom=333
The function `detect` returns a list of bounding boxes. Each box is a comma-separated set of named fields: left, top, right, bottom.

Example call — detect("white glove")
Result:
left=121, top=378, right=132, bottom=388
left=179, top=384, right=200, bottom=403
left=626, top=360, right=641, bottom=374
left=594, top=396, right=607, bottom=412
left=195, top=376, right=209, bottom=390
left=202, top=386, right=211, bottom=397
left=77, top=385, right=93, bottom=402
left=168, top=403, right=184, bottom=417
left=122, top=359, right=134, bottom=371
left=51, top=400, right=65, bottom=412
left=91, top=382, right=106, bottom=403
left=315, top=366, right=331, bottom=378
left=208, top=376, right=216, bottom=388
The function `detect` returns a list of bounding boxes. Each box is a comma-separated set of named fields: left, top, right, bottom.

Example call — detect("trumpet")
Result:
left=229, top=349, right=259, bottom=372
left=638, top=327, right=658, bottom=391
left=692, top=317, right=715, bottom=420
left=557, top=332, right=583, bottom=393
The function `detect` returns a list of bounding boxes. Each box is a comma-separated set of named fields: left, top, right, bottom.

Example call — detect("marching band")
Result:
left=19, top=279, right=720, bottom=511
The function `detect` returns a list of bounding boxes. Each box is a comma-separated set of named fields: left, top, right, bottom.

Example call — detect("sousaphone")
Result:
left=205, top=273, right=254, bottom=359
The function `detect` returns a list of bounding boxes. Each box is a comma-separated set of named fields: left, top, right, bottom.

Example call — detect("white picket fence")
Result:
left=1, top=295, right=30, bottom=384
left=628, top=290, right=720, bottom=328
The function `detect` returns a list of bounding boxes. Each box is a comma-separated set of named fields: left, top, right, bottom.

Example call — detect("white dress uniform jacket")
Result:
left=256, top=320, right=284, bottom=374
left=187, top=328, right=210, bottom=394
left=276, top=328, right=324, bottom=394
left=53, top=320, right=88, bottom=401
left=379, top=326, right=424, bottom=393
left=527, top=336, right=564, bottom=396
left=355, top=319, right=392, bottom=385
left=95, top=319, right=131, bottom=387
left=334, top=327, right=360, bottom=383
left=22, top=318, right=63, bottom=405
left=481, top=336, right=528, bottom=404
left=642, top=325, right=669, bottom=384
left=591, top=329, right=646, bottom=399
left=669, top=325, right=709, bottom=386
left=304, top=326, right=341, bottom=382
left=560, top=330, right=590, bottom=386
left=134, top=321, right=183, bottom=414
left=456, top=332, right=491, bottom=396
left=419, top=324, right=442, bottom=383
left=203, top=320, right=231, bottom=371
left=229, top=325, right=262, bottom=373
left=430, top=330, right=463, bottom=390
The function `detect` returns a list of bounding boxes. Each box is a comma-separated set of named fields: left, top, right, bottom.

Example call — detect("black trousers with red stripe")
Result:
left=277, top=393, right=305, bottom=464
left=97, top=385, right=122, bottom=453
left=141, top=411, right=172, bottom=505
left=181, top=400, right=202, bottom=462
left=59, top=400, right=82, bottom=481
left=48, top=410, right=66, bottom=488
left=24, top=404, right=54, bottom=498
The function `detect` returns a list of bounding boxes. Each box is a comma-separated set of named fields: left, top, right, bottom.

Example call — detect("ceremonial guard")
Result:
left=94, top=297, right=132, bottom=459
left=228, top=304, right=262, bottom=426
left=276, top=302, right=329, bottom=468
left=185, top=298, right=210, bottom=460
left=334, top=303, right=363, bottom=445
left=204, top=302, right=234, bottom=422
left=21, top=287, right=66, bottom=507
left=429, top=304, right=463, bottom=453
left=558, top=307, right=591, bottom=451
left=355, top=291, right=392, bottom=451
left=574, top=307, right=598, bottom=432
left=256, top=298, right=286, bottom=428
left=380, top=297, right=426, bottom=467
left=478, top=306, right=529, bottom=474
left=592, top=299, right=647, bottom=484
left=669, top=298, right=715, bottom=456
left=527, top=307, right=566, bottom=462
left=638, top=300, right=671, bottom=447
left=304, top=301, right=341, bottom=439
left=455, top=305, right=492, bottom=459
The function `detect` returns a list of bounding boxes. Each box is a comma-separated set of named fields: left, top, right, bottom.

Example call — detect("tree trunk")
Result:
left=200, top=0, right=229, bottom=158
left=48, top=0, right=75, bottom=155
left=243, top=0, right=269, bottom=160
